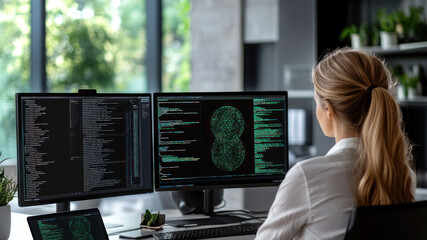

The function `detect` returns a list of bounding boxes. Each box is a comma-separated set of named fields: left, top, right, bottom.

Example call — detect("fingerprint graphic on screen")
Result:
left=69, top=216, right=93, bottom=240
left=210, top=106, right=245, bottom=171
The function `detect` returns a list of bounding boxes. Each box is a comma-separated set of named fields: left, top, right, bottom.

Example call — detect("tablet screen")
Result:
left=27, top=208, right=108, bottom=240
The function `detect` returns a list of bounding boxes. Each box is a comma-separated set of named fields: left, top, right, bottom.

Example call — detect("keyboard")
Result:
left=152, top=222, right=262, bottom=240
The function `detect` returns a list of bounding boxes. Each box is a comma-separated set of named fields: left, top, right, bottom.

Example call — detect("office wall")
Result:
left=191, top=0, right=243, bottom=91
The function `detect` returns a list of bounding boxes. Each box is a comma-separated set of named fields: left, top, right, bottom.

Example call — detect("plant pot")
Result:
left=408, top=87, right=417, bottom=100
left=408, top=82, right=422, bottom=100
left=351, top=33, right=364, bottom=49
left=397, top=85, right=406, bottom=100
left=380, top=31, right=398, bottom=49
left=0, top=204, right=11, bottom=240
left=398, top=85, right=419, bottom=100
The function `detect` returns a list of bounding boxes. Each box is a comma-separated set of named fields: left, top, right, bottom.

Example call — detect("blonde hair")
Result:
left=313, top=48, right=414, bottom=206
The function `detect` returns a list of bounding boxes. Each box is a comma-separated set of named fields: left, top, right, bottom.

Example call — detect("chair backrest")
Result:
left=344, top=200, right=427, bottom=240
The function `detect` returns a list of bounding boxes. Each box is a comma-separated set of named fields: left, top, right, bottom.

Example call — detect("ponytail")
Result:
left=356, top=88, right=414, bottom=205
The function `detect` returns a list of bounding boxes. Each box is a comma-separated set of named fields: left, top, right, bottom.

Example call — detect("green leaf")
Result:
left=339, top=25, right=357, bottom=41
left=143, top=209, right=152, bottom=224
left=0, top=152, right=17, bottom=206
left=148, top=212, right=159, bottom=226
left=377, top=8, right=397, bottom=33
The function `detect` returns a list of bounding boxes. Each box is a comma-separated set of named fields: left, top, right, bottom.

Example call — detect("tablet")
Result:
left=27, top=208, right=109, bottom=240
left=119, top=229, right=154, bottom=239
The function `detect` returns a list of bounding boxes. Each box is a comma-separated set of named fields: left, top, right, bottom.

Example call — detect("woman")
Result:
left=255, top=48, right=415, bottom=240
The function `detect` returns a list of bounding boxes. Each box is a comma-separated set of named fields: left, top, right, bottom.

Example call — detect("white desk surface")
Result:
left=10, top=212, right=32, bottom=240
left=10, top=209, right=257, bottom=240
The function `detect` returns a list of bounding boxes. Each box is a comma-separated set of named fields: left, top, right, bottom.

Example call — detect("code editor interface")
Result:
left=19, top=96, right=152, bottom=204
left=156, top=94, right=288, bottom=189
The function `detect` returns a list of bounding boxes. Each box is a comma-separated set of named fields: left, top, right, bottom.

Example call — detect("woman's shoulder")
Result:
left=292, top=149, right=357, bottom=179
left=297, top=149, right=355, bottom=165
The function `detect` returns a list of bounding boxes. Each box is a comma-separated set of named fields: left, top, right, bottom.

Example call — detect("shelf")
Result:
left=398, top=96, right=427, bottom=107
left=359, top=45, right=427, bottom=56
left=288, top=90, right=314, bottom=99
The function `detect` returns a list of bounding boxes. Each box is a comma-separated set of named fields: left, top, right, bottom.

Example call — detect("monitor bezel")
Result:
left=153, top=91, right=289, bottom=191
left=16, top=92, right=154, bottom=207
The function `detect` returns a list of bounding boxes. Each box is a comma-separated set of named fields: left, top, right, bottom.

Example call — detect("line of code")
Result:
left=38, top=222, right=65, bottom=240
left=157, top=100, right=202, bottom=180
left=253, top=99, right=286, bottom=174
left=81, top=98, right=126, bottom=191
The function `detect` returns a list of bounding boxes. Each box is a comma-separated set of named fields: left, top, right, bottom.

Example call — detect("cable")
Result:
left=211, top=209, right=268, bottom=223
left=240, top=216, right=266, bottom=223
left=214, top=199, right=227, bottom=209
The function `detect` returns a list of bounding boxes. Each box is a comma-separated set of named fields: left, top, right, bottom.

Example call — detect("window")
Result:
left=1, top=0, right=149, bottom=162
left=46, top=0, right=147, bottom=93
left=162, top=0, right=191, bottom=92
left=0, top=0, right=31, bottom=159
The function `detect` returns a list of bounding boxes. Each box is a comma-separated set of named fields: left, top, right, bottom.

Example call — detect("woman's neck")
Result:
left=333, top=119, right=358, bottom=143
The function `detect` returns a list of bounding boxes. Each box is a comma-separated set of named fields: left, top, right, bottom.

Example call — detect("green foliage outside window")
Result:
left=48, top=19, right=116, bottom=91
left=162, top=0, right=191, bottom=92
left=46, top=0, right=147, bottom=93
left=0, top=0, right=31, bottom=159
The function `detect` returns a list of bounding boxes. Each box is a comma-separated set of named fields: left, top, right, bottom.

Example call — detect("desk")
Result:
left=10, top=212, right=32, bottom=240
left=10, top=209, right=257, bottom=240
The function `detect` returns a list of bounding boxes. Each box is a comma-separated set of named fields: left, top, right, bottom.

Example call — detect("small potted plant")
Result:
left=339, top=23, right=369, bottom=49
left=377, top=8, right=398, bottom=49
left=398, top=74, right=420, bottom=99
left=140, top=209, right=166, bottom=230
left=392, top=65, right=421, bottom=99
left=0, top=152, right=17, bottom=240
left=396, top=6, right=427, bottom=43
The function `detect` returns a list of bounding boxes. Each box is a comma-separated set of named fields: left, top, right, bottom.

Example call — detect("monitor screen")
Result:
left=16, top=93, right=153, bottom=207
left=154, top=91, right=289, bottom=190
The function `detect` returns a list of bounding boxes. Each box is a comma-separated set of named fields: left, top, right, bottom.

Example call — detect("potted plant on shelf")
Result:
left=377, top=8, right=398, bottom=49
left=398, top=74, right=420, bottom=99
left=0, top=153, right=17, bottom=240
left=392, top=65, right=421, bottom=99
left=339, top=23, right=369, bottom=49
left=396, top=6, right=427, bottom=43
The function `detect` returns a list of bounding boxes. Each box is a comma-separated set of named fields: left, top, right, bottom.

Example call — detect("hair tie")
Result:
left=366, top=85, right=378, bottom=107
left=366, top=85, right=378, bottom=94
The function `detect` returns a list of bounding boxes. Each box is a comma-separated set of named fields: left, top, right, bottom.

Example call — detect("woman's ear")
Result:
left=325, top=101, right=334, bottom=120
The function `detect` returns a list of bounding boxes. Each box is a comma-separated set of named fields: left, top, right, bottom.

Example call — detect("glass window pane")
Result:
left=0, top=0, right=31, bottom=160
left=162, top=0, right=191, bottom=92
left=46, top=0, right=147, bottom=93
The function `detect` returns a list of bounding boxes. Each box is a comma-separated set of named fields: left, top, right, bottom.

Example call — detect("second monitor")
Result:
left=16, top=93, right=153, bottom=211
left=154, top=92, right=289, bottom=193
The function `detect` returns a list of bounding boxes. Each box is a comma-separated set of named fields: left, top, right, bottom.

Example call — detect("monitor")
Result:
left=153, top=91, right=289, bottom=192
left=16, top=92, right=153, bottom=211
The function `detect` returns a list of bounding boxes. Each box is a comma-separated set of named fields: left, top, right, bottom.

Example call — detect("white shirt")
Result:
left=255, top=137, right=417, bottom=240
left=255, top=138, right=359, bottom=240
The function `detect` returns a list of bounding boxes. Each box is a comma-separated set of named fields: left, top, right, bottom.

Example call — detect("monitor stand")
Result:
left=203, top=189, right=217, bottom=215
left=56, top=202, right=70, bottom=212
left=169, top=189, right=246, bottom=227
